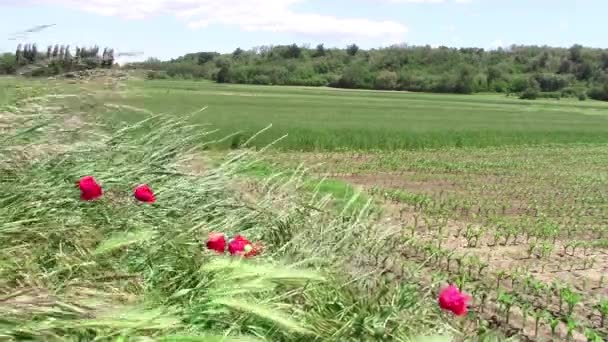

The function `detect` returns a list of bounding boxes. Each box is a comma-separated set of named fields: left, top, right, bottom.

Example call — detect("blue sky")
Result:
left=0, top=0, right=606, bottom=62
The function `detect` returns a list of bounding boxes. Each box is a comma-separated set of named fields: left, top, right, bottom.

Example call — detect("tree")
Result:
left=31, top=44, right=38, bottom=62
left=601, top=52, right=608, bottom=70
left=588, top=82, right=608, bottom=101
left=534, top=73, right=569, bottom=92
left=64, top=45, right=71, bottom=62
left=15, top=44, right=22, bottom=63
left=284, top=44, right=302, bottom=59
left=569, top=44, right=583, bottom=63
left=232, top=48, right=244, bottom=58
left=21, top=44, right=28, bottom=63
left=346, top=44, right=359, bottom=56
left=0, top=53, right=17, bottom=74
left=314, top=44, right=326, bottom=57
left=337, top=62, right=370, bottom=88
left=196, top=52, right=219, bottom=65
left=520, top=78, right=541, bottom=100
left=107, top=48, right=115, bottom=66
left=538, top=51, right=549, bottom=68
left=454, top=65, right=475, bottom=94
left=374, top=70, right=398, bottom=90
left=52, top=44, right=59, bottom=58
left=487, top=66, right=503, bottom=86
left=575, top=61, right=593, bottom=81
left=509, top=76, right=529, bottom=93
left=101, top=48, right=114, bottom=67
left=558, top=59, right=572, bottom=74
left=46, top=45, right=52, bottom=59
left=216, top=65, right=230, bottom=83
left=22, top=44, right=35, bottom=63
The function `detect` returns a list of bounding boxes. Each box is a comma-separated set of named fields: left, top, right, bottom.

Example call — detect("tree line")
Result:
left=130, top=43, right=608, bottom=101
left=0, top=43, right=115, bottom=76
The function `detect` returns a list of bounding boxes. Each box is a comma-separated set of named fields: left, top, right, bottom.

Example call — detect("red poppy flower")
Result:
left=228, top=235, right=260, bottom=258
left=228, top=235, right=250, bottom=255
left=134, top=184, right=156, bottom=203
left=206, top=232, right=226, bottom=254
left=78, top=176, right=103, bottom=201
left=438, top=285, right=471, bottom=316
left=244, top=242, right=263, bottom=258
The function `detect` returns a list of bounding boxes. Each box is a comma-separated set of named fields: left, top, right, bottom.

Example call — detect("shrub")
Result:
left=519, top=79, right=541, bottom=100
left=533, top=73, right=570, bottom=92
left=509, top=76, right=529, bottom=93
left=146, top=70, right=169, bottom=80
left=252, top=74, right=272, bottom=85
left=588, top=84, right=608, bottom=101
left=578, top=92, right=588, bottom=101
left=537, top=92, right=562, bottom=100
left=374, top=70, right=399, bottom=90
left=0, top=53, right=17, bottom=74
left=492, top=80, right=510, bottom=93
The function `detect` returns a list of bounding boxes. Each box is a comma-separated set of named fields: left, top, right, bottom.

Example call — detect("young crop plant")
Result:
left=546, top=312, right=561, bottom=339
left=497, top=291, right=515, bottom=324
left=533, top=308, right=545, bottom=338
left=585, top=329, right=603, bottom=342
left=566, top=316, right=578, bottom=342
left=596, top=299, right=608, bottom=328
left=561, top=287, right=582, bottom=317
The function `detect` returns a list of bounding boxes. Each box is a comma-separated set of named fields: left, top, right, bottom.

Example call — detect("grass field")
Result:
left=2, top=74, right=608, bottom=341
left=92, top=79, right=608, bottom=151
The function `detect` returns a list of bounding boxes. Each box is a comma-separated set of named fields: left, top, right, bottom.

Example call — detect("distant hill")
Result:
left=126, top=43, right=608, bottom=101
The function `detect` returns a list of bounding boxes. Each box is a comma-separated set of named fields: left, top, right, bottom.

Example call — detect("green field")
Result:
left=4, top=76, right=608, bottom=151
left=3, top=75, right=608, bottom=341
left=104, top=79, right=608, bottom=150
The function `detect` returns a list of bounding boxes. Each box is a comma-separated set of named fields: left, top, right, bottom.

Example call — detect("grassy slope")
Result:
left=103, top=79, right=608, bottom=150
left=0, top=77, right=452, bottom=341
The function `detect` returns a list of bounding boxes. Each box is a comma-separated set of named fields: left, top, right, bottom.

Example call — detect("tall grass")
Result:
left=0, top=81, right=451, bottom=341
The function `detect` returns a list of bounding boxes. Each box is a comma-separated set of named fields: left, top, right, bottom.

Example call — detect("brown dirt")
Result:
left=336, top=175, right=607, bottom=340
left=338, top=172, right=459, bottom=194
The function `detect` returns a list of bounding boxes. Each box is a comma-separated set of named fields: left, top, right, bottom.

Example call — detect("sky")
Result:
left=0, top=0, right=606, bottom=63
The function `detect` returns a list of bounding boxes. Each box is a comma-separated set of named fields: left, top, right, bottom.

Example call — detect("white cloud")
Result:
left=22, top=0, right=408, bottom=42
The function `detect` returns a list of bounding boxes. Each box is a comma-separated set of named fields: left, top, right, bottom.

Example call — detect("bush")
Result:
left=560, top=87, right=588, bottom=100
left=146, top=70, right=169, bottom=80
left=165, top=62, right=206, bottom=78
left=492, top=80, right=510, bottom=93
left=588, top=84, right=608, bottom=101
left=252, top=74, right=271, bottom=85
left=374, top=70, right=398, bottom=90
left=519, top=79, right=540, bottom=100
left=533, top=73, right=570, bottom=92
left=0, top=53, right=17, bottom=74
left=537, top=92, right=562, bottom=99
left=336, top=62, right=372, bottom=88
left=454, top=66, right=476, bottom=94
left=398, top=72, right=434, bottom=92
left=509, top=76, right=529, bottom=93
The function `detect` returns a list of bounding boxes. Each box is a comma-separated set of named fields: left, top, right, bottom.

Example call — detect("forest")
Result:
left=0, top=44, right=115, bottom=76
left=130, top=43, right=608, bottom=101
